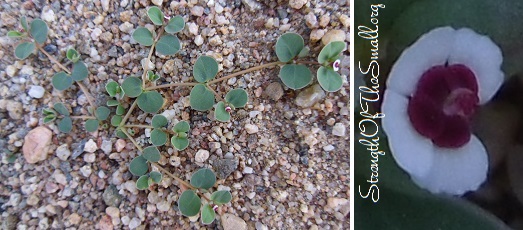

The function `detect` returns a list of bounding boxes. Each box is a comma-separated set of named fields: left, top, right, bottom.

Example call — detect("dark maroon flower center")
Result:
left=407, top=64, right=479, bottom=148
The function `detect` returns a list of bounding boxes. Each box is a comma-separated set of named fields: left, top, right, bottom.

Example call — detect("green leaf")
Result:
left=173, top=120, right=190, bottom=133
left=318, top=41, right=346, bottom=64
left=116, top=105, right=125, bottom=115
left=317, top=66, right=343, bottom=92
left=147, top=71, right=160, bottom=82
left=14, top=42, right=35, bottom=59
left=52, top=72, right=73, bottom=91
left=95, top=106, right=111, bottom=121
left=298, top=46, right=310, bottom=58
left=275, top=33, right=304, bottom=62
left=71, top=61, right=88, bottom=81
left=279, top=64, right=312, bottom=90
left=43, top=108, right=57, bottom=116
left=66, top=48, right=80, bottom=63
left=147, top=6, right=164, bottom=25
left=137, top=91, right=164, bottom=113
left=193, top=56, right=219, bottom=83
left=106, top=81, right=119, bottom=97
left=190, top=84, right=215, bottom=111
left=165, top=16, right=185, bottom=34
left=53, top=103, right=70, bottom=116
left=107, top=99, right=119, bottom=106
left=150, top=129, right=167, bottom=146
left=57, top=117, right=73, bottom=133
left=151, top=114, right=168, bottom=128
left=121, top=77, right=143, bottom=98
left=178, top=190, right=201, bottom=217
left=201, top=204, right=216, bottom=225
left=225, top=88, right=248, bottom=109
left=21, top=16, right=29, bottom=32
left=171, top=136, right=189, bottom=151
left=129, top=155, right=148, bottom=176
left=132, top=27, right=154, bottom=46
left=156, top=35, right=181, bottom=56
left=142, top=146, right=161, bottom=163
left=85, top=119, right=99, bottom=132
left=211, top=190, right=232, bottom=205
left=214, top=102, right=231, bottom=122
left=190, top=168, right=216, bottom=190
left=7, top=31, right=23, bottom=38
left=150, top=171, right=162, bottom=183
left=136, top=175, right=150, bottom=190
left=30, top=19, right=48, bottom=44
left=116, top=129, right=127, bottom=139
left=43, top=115, right=56, bottom=124
left=111, top=115, right=122, bottom=127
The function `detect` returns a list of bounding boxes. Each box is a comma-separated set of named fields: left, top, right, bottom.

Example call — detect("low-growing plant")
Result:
left=8, top=6, right=346, bottom=225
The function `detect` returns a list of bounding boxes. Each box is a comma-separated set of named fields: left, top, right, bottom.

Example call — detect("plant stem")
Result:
left=124, top=124, right=154, bottom=129
left=120, top=100, right=137, bottom=126
left=145, top=82, right=198, bottom=91
left=70, top=115, right=96, bottom=119
left=121, top=128, right=143, bottom=151
left=294, top=60, right=321, bottom=65
left=151, top=162, right=195, bottom=190
left=206, top=85, right=221, bottom=100
left=142, top=26, right=165, bottom=88
left=37, top=45, right=97, bottom=110
left=207, top=61, right=284, bottom=85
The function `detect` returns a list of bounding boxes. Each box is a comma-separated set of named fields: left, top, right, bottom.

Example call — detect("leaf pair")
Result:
left=51, top=61, right=88, bottom=90
left=171, top=121, right=190, bottom=151
left=214, top=89, right=248, bottom=122
left=190, top=56, right=220, bottom=111
left=317, top=41, right=345, bottom=92
left=150, top=114, right=168, bottom=146
left=10, top=18, right=48, bottom=60
left=147, top=6, right=185, bottom=33
left=84, top=106, right=111, bottom=132
left=43, top=103, right=72, bottom=133
left=120, top=77, right=164, bottom=113
left=129, top=146, right=161, bottom=177
left=136, top=171, right=163, bottom=190
left=178, top=169, right=232, bottom=224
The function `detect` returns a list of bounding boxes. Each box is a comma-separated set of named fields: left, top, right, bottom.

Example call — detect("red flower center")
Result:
left=407, top=64, right=479, bottom=148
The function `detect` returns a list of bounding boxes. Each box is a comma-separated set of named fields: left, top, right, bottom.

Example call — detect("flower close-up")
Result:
left=382, top=27, right=504, bottom=195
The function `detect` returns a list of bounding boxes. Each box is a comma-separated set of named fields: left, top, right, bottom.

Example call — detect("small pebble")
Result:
left=28, top=86, right=45, bottom=98
left=245, top=124, right=259, bottom=134
left=332, top=123, right=346, bottom=137
left=56, top=144, right=71, bottom=161
left=195, top=149, right=210, bottom=163
left=84, top=139, right=98, bottom=153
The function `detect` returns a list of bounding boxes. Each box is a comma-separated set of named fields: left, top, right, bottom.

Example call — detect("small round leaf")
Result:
left=136, top=175, right=150, bottom=190
left=116, top=129, right=128, bottom=139
left=156, top=35, right=181, bottom=56
left=317, top=66, right=343, bottom=92
left=275, top=33, right=304, bottom=62
left=132, top=27, right=154, bottom=46
left=165, top=16, right=185, bottom=34
left=150, top=171, right=162, bottom=183
left=111, top=115, right=122, bottom=127
left=193, top=56, right=219, bottom=83
left=225, top=88, right=248, bottom=108
left=298, top=46, right=310, bottom=58
left=211, top=190, right=232, bottom=205
left=71, top=61, right=88, bottom=81
left=107, top=100, right=119, bottom=106
left=279, top=64, right=312, bottom=90
left=318, top=41, right=346, bottom=64
left=201, top=204, right=216, bottom=225
left=7, top=31, right=23, bottom=38
left=66, top=48, right=80, bottom=62
left=57, top=117, right=73, bottom=133
left=116, top=105, right=125, bottom=116
left=43, top=115, right=56, bottom=124
left=95, top=106, right=111, bottom=121
left=30, top=19, right=48, bottom=44
left=143, top=146, right=161, bottom=162
left=173, top=121, right=190, bottom=133
left=190, top=84, right=215, bottom=111
left=121, top=77, right=143, bottom=98
left=106, top=81, right=119, bottom=97
left=150, top=129, right=167, bottom=146
left=171, top=136, right=189, bottom=151
left=53, top=103, right=70, bottom=116
left=147, top=6, right=164, bottom=25
left=15, top=42, right=35, bottom=59
left=214, top=102, right=230, bottom=122
left=21, top=16, right=29, bottom=32
left=129, top=155, right=148, bottom=176
left=52, top=72, right=73, bottom=91
left=178, top=190, right=201, bottom=217
left=151, top=114, right=168, bottom=128
left=137, top=91, right=164, bottom=113
left=190, top=168, right=216, bottom=190
left=85, top=119, right=99, bottom=132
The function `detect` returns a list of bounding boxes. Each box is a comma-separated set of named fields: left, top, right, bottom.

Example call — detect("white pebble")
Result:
left=323, top=145, right=335, bottom=152
left=80, top=165, right=92, bottom=177
left=56, top=144, right=71, bottom=161
left=84, top=153, right=96, bottom=163
left=243, top=167, right=254, bottom=174
left=28, top=86, right=45, bottom=99
left=332, top=123, right=346, bottom=137
left=84, top=139, right=98, bottom=153
left=194, top=35, right=204, bottom=46
left=41, top=8, right=56, bottom=22
left=245, top=124, right=259, bottom=134
left=195, top=149, right=210, bottom=163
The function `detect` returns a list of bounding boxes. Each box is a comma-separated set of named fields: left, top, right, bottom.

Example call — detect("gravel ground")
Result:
left=0, top=0, right=349, bottom=229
